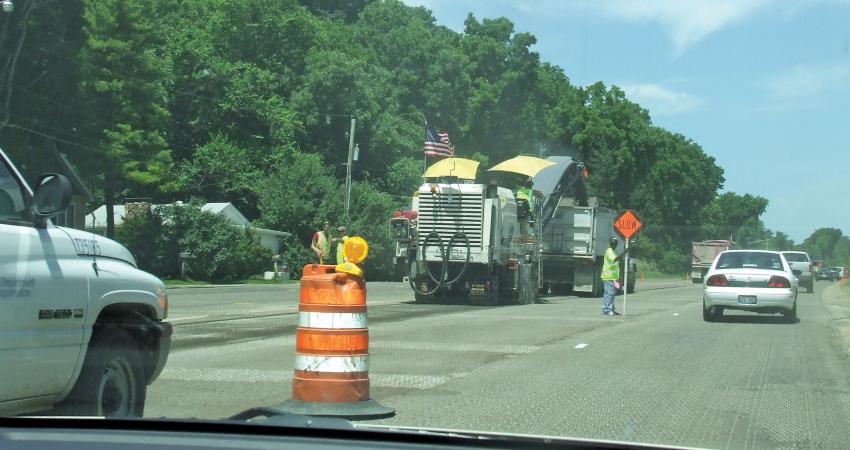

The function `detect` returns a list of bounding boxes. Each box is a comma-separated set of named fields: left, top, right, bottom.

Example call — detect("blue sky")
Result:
left=402, top=0, right=850, bottom=243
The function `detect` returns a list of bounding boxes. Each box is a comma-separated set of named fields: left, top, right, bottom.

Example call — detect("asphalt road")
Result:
left=147, top=279, right=850, bottom=449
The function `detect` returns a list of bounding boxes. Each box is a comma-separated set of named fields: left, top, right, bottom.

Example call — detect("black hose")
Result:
left=444, top=232, right=471, bottom=286
left=409, top=231, right=446, bottom=296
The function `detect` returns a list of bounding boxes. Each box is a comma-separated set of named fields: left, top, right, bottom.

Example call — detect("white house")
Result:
left=85, top=202, right=290, bottom=254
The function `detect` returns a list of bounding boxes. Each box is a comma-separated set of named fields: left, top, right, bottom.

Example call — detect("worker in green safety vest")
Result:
left=602, top=236, right=629, bottom=316
left=515, top=177, right=537, bottom=220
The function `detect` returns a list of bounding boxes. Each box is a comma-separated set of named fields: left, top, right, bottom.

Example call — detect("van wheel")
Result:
left=56, top=328, right=146, bottom=417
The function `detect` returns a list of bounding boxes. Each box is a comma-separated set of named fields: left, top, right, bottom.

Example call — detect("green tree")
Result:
left=799, top=228, right=844, bottom=262
left=78, top=0, right=173, bottom=237
left=768, top=231, right=795, bottom=251
left=382, top=157, right=423, bottom=198
left=256, top=151, right=343, bottom=247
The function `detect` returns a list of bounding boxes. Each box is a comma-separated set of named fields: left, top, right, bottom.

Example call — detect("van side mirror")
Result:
left=792, top=269, right=802, bottom=276
left=32, top=173, right=72, bottom=225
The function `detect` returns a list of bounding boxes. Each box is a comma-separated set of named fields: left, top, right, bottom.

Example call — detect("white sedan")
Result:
left=702, top=250, right=798, bottom=322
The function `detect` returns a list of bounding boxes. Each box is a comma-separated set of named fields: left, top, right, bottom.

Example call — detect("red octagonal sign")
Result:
left=614, top=209, right=642, bottom=240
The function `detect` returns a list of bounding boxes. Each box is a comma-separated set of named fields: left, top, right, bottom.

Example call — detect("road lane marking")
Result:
left=169, top=315, right=210, bottom=322
left=371, top=341, right=540, bottom=354
left=158, top=368, right=448, bottom=389
left=574, top=343, right=588, bottom=349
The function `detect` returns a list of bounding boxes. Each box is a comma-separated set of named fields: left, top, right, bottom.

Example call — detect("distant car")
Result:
left=827, top=267, right=843, bottom=281
left=781, top=251, right=814, bottom=293
left=816, top=267, right=835, bottom=281
left=703, top=250, right=798, bottom=323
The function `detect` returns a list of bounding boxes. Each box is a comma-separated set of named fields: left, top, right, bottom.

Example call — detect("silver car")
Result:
left=702, top=250, right=798, bottom=323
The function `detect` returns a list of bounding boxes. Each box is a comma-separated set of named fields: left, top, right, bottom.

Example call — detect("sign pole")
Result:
left=624, top=238, right=629, bottom=316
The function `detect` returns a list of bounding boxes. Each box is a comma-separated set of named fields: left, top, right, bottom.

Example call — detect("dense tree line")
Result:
left=1, top=0, right=844, bottom=278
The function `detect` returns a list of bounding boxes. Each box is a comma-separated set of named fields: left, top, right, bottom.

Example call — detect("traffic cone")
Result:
left=278, top=260, right=394, bottom=419
left=640, top=272, right=646, bottom=281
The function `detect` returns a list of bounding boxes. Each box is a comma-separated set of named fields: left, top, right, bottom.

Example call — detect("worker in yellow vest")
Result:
left=334, top=226, right=349, bottom=265
left=602, top=236, right=629, bottom=316
left=515, top=177, right=539, bottom=221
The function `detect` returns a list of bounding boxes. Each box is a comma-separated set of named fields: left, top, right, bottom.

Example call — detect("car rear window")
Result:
left=717, top=252, right=784, bottom=270
left=782, top=252, right=810, bottom=262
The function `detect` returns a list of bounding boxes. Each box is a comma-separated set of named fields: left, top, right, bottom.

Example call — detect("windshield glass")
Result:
left=2, top=1, right=850, bottom=449
left=783, top=252, right=811, bottom=262
left=717, top=252, right=784, bottom=270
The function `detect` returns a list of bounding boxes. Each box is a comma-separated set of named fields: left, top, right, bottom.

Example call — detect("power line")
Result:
left=12, top=84, right=196, bottom=153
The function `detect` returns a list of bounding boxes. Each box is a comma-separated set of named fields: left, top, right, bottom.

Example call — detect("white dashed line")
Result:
left=575, top=343, right=589, bottom=349
left=169, top=315, right=210, bottom=322
left=158, top=368, right=449, bottom=390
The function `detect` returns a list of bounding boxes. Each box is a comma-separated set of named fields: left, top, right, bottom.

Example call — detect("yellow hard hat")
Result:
left=343, top=236, right=369, bottom=264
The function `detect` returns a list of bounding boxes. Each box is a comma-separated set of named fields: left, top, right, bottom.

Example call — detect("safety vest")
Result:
left=315, top=231, right=329, bottom=257
left=515, top=186, right=532, bottom=201
left=336, top=236, right=349, bottom=265
left=601, top=247, right=619, bottom=280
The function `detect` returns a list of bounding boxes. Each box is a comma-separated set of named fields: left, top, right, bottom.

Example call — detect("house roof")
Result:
left=86, top=202, right=251, bottom=229
left=55, top=153, right=92, bottom=201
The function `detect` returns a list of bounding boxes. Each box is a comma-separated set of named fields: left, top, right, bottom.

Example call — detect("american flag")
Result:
left=424, top=125, right=453, bottom=157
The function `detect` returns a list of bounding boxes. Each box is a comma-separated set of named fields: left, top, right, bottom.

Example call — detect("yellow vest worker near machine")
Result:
left=335, top=226, right=349, bottom=265
left=601, top=236, right=629, bottom=316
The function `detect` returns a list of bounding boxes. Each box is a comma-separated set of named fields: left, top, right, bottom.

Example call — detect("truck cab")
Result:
left=0, top=147, right=171, bottom=417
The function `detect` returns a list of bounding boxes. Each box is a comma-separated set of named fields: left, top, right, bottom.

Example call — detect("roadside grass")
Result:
left=638, top=270, right=688, bottom=280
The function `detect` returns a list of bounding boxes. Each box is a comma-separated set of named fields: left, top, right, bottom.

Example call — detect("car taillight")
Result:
left=706, top=274, right=729, bottom=287
left=768, top=276, right=790, bottom=288
left=809, top=263, right=813, bottom=273
left=507, top=257, right=519, bottom=271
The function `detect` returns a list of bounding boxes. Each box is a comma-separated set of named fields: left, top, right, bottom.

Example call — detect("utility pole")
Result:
left=345, top=116, right=356, bottom=218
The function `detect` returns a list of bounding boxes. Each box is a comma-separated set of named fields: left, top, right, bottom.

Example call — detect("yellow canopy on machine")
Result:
left=487, top=155, right=556, bottom=178
left=422, top=157, right=480, bottom=180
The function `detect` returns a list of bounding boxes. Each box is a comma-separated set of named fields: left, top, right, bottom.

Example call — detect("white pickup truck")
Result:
left=0, top=148, right=171, bottom=417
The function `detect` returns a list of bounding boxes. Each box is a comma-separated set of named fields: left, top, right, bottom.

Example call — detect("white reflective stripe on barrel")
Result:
left=298, top=311, right=367, bottom=329
left=294, top=355, right=369, bottom=373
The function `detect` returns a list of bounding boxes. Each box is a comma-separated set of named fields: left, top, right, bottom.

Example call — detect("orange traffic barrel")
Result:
left=279, top=264, right=394, bottom=419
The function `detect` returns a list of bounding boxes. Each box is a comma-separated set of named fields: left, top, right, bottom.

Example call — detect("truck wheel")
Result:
left=806, top=281, right=813, bottom=293
left=57, top=328, right=146, bottom=417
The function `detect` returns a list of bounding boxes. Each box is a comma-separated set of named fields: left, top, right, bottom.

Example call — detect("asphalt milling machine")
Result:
left=390, top=155, right=634, bottom=305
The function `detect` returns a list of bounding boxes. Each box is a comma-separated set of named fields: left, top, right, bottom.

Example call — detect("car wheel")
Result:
left=703, top=304, right=714, bottom=322
left=56, top=328, right=146, bottom=417
left=806, top=281, right=813, bottom=293
left=784, top=301, right=797, bottom=323
left=713, top=306, right=723, bottom=320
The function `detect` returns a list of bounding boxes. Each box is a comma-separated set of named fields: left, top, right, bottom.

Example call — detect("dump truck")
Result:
left=691, top=240, right=735, bottom=283
left=534, top=157, right=634, bottom=296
